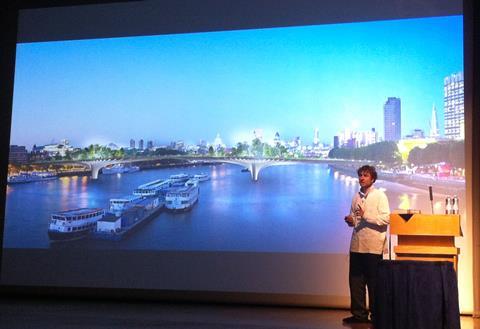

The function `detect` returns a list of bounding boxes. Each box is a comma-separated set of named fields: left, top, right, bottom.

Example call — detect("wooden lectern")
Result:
left=390, top=213, right=461, bottom=271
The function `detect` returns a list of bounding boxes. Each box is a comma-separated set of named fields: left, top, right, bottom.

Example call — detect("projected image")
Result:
left=4, top=15, right=464, bottom=252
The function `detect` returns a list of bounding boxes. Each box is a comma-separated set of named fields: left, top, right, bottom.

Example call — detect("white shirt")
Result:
left=349, top=186, right=390, bottom=254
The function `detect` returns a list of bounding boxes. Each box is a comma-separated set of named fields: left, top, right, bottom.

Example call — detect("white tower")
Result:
left=313, top=128, right=319, bottom=146
left=429, top=104, right=440, bottom=138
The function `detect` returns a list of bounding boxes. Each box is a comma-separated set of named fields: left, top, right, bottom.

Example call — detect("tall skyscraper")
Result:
left=333, top=136, right=340, bottom=149
left=429, top=104, right=440, bottom=138
left=384, top=97, right=401, bottom=142
left=444, top=72, right=464, bottom=140
left=139, top=139, right=144, bottom=150
left=130, top=139, right=135, bottom=149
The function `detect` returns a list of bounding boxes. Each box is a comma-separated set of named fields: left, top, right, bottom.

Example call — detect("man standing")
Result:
left=343, top=165, right=390, bottom=324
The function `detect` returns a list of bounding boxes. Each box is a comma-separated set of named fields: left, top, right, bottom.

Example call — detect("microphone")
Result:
left=429, top=186, right=434, bottom=214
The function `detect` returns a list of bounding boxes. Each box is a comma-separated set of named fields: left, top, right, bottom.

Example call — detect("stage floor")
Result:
left=0, top=297, right=478, bottom=329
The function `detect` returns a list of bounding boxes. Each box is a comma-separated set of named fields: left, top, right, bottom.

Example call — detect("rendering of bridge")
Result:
left=209, top=158, right=296, bottom=181
left=78, top=157, right=296, bottom=181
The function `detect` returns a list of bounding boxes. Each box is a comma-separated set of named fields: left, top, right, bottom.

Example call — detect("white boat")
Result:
left=7, top=171, right=57, bottom=184
left=193, top=173, right=210, bottom=182
left=109, top=195, right=143, bottom=216
left=102, top=164, right=140, bottom=175
left=185, top=178, right=199, bottom=187
left=165, top=184, right=199, bottom=211
left=133, top=179, right=171, bottom=197
left=169, top=173, right=191, bottom=184
left=48, top=208, right=105, bottom=241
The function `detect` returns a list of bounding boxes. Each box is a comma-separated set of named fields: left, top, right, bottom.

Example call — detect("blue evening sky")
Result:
left=10, top=15, right=463, bottom=149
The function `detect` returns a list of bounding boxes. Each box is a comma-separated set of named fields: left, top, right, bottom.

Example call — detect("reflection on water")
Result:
left=3, top=163, right=465, bottom=252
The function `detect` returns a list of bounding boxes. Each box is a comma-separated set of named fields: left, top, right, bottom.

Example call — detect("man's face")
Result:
left=358, top=170, right=374, bottom=190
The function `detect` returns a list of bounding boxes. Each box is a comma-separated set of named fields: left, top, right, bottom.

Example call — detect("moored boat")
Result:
left=169, top=173, right=191, bottom=185
left=193, top=173, right=209, bottom=181
left=165, top=183, right=199, bottom=212
left=133, top=179, right=171, bottom=197
left=109, top=195, right=143, bottom=216
left=7, top=171, right=57, bottom=184
left=102, top=164, right=140, bottom=175
left=48, top=208, right=104, bottom=241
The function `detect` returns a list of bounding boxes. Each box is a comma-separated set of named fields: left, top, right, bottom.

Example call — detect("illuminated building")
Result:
left=213, top=133, right=225, bottom=150
left=8, top=145, right=28, bottom=164
left=43, top=139, right=73, bottom=157
left=335, top=128, right=377, bottom=148
left=405, top=129, right=425, bottom=139
left=444, top=72, right=464, bottom=140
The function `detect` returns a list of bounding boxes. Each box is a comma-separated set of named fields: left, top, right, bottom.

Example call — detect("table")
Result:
left=374, top=260, right=460, bottom=329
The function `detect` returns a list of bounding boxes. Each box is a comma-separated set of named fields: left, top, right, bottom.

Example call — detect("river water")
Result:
left=3, top=163, right=456, bottom=252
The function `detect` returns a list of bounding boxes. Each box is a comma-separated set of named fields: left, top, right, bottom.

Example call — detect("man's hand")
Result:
left=354, top=204, right=365, bottom=219
left=344, top=215, right=354, bottom=227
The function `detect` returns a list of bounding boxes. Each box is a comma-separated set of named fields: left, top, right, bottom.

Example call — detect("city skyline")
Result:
left=10, top=15, right=463, bottom=149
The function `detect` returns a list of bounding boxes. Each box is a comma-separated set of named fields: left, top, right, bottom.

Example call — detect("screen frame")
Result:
left=0, top=0, right=476, bottom=313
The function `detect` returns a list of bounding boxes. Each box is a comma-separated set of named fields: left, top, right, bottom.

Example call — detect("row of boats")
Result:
left=47, top=173, right=209, bottom=242
left=7, top=171, right=57, bottom=184
left=101, top=164, right=140, bottom=175
left=7, top=164, right=140, bottom=184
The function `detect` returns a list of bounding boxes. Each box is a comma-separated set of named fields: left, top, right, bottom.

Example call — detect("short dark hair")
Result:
left=357, top=165, right=377, bottom=183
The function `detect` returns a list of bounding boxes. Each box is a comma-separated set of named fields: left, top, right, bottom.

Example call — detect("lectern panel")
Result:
left=390, top=214, right=461, bottom=271
left=390, top=214, right=461, bottom=236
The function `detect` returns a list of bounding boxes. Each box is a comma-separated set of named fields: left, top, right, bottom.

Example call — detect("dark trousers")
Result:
left=349, top=252, right=383, bottom=320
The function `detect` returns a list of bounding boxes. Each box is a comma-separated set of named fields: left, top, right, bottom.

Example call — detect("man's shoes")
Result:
left=342, top=315, right=371, bottom=324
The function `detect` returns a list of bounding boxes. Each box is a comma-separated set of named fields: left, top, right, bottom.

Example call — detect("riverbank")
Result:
left=21, top=159, right=222, bottom=178
left=327, top=163, right=465, bottom=196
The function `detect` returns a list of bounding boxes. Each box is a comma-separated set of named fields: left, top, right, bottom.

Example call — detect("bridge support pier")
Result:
left=249, top=163, right=259, bottom=181
left=91, top=168, right=101, bottom=179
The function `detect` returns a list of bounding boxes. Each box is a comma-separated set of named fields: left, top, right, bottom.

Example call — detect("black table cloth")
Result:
left=374, top=260, right=460, bottom=329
